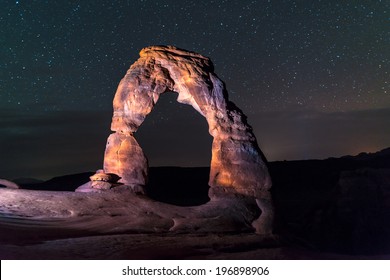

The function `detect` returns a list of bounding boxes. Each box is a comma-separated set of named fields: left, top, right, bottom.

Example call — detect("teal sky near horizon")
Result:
left=1, top=0, right=389, bottom=179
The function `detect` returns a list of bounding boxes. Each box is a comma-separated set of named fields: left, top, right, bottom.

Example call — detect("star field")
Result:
left=1, top=0, right=389, bottom=179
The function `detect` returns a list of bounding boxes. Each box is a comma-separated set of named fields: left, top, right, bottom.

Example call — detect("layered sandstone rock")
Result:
left=0, top=179, right=20, bottom=189
left=103, top=46, right=273, bottom=233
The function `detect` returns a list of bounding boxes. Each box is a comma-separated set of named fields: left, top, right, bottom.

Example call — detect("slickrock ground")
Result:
left=0, top=187, right=279, bottom=259
left=1, top=147, right=390, bottom=259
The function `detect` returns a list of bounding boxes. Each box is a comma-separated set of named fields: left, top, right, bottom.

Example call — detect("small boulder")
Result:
left=75, top=170, right=121, bottom=192
left=89, top=169, right=120, bottom=183
left=91, top=181, right=112, bottom=190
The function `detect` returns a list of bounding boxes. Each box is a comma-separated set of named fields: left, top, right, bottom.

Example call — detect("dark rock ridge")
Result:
left=20, top=172, right=94, bottom=191
left=270, top=147, right=390, bottom=255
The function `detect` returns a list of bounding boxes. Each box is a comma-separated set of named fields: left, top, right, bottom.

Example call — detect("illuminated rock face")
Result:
left=103, top=46, right=272, bottom=204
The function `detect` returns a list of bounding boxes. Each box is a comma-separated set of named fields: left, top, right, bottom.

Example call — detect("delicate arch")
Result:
left=103, top=46, right=271, bottom=198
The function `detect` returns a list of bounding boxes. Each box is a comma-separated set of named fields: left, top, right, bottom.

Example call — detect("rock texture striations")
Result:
left=103, top=46, right=273, bottom=233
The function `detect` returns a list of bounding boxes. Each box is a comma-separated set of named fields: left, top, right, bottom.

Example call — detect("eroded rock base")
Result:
left=0, top=188, right=267, bottom=236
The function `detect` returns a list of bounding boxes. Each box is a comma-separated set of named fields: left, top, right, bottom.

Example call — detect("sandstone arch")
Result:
left=103, top=46, right=272, bottom=202
left=0, top=46, right=274, bottom=236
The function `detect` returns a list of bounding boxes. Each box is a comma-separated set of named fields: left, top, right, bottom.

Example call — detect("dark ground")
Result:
left=1, top=148, right=390, bottom=259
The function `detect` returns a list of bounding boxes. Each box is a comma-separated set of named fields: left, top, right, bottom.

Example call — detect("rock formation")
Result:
left=89, top=169, right=120, bottom=190
left=0, top=179, right=20, bottom=189
left=103, top=45, right=273, bottom=233
left=76, top=169, right=146, bottom=193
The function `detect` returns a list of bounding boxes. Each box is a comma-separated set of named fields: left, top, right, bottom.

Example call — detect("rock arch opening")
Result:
left=136, top=92, right=212, bottom=206
left=136, top=92, right=212, bottom=168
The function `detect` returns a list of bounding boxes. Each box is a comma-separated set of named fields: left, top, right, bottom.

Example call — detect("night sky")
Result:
left=1, top=0, right=389, bottom=180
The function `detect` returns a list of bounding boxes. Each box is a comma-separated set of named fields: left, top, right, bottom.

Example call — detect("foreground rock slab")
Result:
left=0, top=188, right=261, bottom=239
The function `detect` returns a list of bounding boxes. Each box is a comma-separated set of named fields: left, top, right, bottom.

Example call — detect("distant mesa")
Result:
left=12, top=178, right=44, bottom=185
